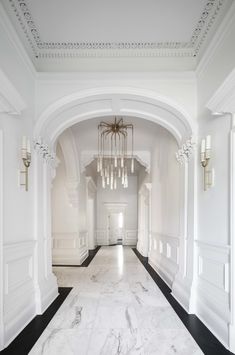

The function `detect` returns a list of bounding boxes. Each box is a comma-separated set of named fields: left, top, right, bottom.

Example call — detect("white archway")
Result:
left=33, top=87, right=197, bottom=315
left=34, top=87, right=195, bottom=148
left=58, top=128, right=80, bottom=207
left=51, top=128, right=86, bottom=266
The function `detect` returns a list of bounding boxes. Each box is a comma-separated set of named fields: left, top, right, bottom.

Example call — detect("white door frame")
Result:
left=104, top=203, right=127, bottom=245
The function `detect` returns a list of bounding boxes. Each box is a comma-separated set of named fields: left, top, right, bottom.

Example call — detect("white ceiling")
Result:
left=2, top=0, right=232, bottom=71
left=17, top=0, right=205, bottom=43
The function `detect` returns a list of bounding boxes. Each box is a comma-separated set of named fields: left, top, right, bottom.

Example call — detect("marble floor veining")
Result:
left=29, top=246, right=203, bottom=355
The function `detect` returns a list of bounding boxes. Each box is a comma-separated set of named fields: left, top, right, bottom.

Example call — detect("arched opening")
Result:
left=33, top=88, right=196, bottom=314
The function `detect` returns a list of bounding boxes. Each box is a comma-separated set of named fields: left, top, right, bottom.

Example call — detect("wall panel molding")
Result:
left=52, top=232, right=88, bottom=265
left=123, top=230, right=137, bottom=246
left=195, top=240, right=230, bottom=347
left=96, top=229, right=109, bottom=246
left=148, top=232, right=179, bottom=287
left=3, top=240, right=36, bottom=347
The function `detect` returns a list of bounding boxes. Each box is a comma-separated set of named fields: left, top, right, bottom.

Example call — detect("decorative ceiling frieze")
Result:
left=7, top=0, right=225, bottom=59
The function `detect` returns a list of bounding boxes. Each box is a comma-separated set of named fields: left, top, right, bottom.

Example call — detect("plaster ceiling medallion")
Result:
left=6, top=0, right=226, bottom=60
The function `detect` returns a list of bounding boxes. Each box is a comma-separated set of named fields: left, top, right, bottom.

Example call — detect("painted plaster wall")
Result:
left=149, top=132, right=180, bottom=286
left=0, top=9, right=36, bottom=349
left=52, top=145, right=78, bottom=234
left=194, top=4, right=235, bottom=348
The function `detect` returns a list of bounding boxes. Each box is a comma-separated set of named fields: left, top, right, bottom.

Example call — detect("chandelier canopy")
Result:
left=97, top=117, right=134, bottom=189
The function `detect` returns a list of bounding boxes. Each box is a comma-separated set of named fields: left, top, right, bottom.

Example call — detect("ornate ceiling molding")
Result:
left=7, top=0, right=226, bottom=59
left=206, top=68, right=235, bottom=114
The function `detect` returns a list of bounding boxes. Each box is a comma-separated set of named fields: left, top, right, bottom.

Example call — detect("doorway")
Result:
left=104, top=203, right=127, bottom=246
left=108, top=212, right=124, bottom=245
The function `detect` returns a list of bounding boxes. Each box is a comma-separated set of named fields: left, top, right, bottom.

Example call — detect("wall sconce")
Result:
left=20, top=136, right=31, bottom=191
left=200, top=135, right=214, bottom=191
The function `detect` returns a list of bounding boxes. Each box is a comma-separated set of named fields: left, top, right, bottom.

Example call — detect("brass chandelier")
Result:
left=97, top=117, right=134, bottom=189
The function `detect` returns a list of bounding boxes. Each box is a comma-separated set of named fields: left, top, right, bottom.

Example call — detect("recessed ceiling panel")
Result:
left=27, top=0, right=205, bottom=43
left=2, top=0, right=232, bottom=71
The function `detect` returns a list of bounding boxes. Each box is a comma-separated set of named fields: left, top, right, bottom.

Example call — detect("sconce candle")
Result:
left=206, top=135, right=211, bottom=149
left=27, top=138, right=31, bottom=154
left=205, top=135, right=211, bottom=159
left=22, top=136, right=27, bottom=159
left=201, top=139, right=206, bottom=154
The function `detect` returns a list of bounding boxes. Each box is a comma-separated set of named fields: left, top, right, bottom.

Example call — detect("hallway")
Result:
left=29, top=246, right=202, bottom=355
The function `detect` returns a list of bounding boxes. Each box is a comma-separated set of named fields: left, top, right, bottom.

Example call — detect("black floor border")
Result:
left=52, top=246, right=101, bottom=267
left=132, top=248, right=234, bottom=355
left=0, top=287, right=72, bottom=355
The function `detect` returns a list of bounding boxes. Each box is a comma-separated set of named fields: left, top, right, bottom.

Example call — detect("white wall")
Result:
left=52, top=145, right=83, bottom=265
left=0, top=6, right=39, bottom=348
left=52, top=145, right=78, bottom=234
left=194, top=4, right=235, bottom=349
left=148, top=131, right=180, bottom=287
left=1, top=2, right=235, bottom=351
left=51, top=139, right=90, bottom=265
left=35, top=72, right=197, bottom=127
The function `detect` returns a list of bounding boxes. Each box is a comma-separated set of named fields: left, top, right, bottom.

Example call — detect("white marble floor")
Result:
left=29, top=246, right=203, bottom=355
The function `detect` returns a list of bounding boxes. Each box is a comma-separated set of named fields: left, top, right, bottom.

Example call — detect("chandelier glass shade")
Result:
left=97, top=117, right=134, bottom=189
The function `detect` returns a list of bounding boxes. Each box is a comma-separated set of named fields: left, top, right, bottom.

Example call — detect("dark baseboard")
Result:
left=52, top=246, right=101, bottom=267
left=132, top=248, right=234, bottom=355
left=0, top=287, right=72, bottom=355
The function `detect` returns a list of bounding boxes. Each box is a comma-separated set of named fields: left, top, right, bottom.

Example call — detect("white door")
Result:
left=108, top=212, right=124, bottom=244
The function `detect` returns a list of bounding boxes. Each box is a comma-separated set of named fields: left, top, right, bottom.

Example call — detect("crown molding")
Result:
left=36, top=48, right=194, bottom=59
left=206, top=68, right=235, bottom=113
left=6, top=0, right=226, bottom=60
left=35, top=71, right=196, bottom=82
left=0, top=69, right=26, bottom=115
left=195, top=0, right=226, bottom=56
left=196, top=0, right=235, bottom=79
left=0, top=2, right=36, bottom=78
